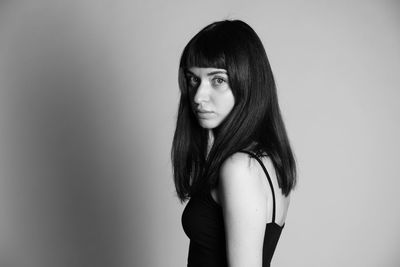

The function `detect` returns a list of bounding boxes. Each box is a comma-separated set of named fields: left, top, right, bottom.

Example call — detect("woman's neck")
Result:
left=206, top=130, right=214, bottom=156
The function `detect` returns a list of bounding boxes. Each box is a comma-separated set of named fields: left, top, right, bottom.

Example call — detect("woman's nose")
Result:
left=194, top=81, right=210, bottom=104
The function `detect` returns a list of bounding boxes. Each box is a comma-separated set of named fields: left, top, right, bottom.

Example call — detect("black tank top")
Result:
left=181, top=151, right=284, bottom=267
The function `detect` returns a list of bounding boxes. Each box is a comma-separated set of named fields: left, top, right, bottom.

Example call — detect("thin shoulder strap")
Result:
left=239, top=150, right=276, bottom=223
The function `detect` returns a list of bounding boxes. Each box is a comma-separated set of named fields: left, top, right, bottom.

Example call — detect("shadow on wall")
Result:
left=0, top=2, right=133, bottom=267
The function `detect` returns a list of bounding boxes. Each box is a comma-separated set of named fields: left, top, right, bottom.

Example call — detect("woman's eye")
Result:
left=188, top=76, right=199, bottom=87
left=212, top=77, right=227, bottom=86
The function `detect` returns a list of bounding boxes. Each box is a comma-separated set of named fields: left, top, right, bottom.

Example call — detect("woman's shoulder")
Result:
left=220, top=151, right=253, bottom=174
left=219, top=151, right=271, bottom=196
left=218, top=151, right=290, bottom=225
left=220, top=151, right=272, bottom=178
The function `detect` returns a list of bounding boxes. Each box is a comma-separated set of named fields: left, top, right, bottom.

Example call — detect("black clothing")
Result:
left=181, top=151, right=284, bottom=267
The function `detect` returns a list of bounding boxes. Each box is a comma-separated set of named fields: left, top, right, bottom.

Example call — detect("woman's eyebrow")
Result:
left=184, top=70, right=196, bottom=76
left=184, top=69, right=228, bottom=76
left=207, top=70, right=227, bottom=76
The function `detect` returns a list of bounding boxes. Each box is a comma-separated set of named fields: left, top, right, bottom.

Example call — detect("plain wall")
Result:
left=0, top=1, right=399, bottom=266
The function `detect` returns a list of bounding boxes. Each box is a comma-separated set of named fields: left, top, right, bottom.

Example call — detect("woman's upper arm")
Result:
left=218, top=153, right=268, bottom=267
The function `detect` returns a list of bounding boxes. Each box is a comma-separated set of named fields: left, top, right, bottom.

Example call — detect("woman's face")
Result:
left=186, top=67, right=235, bottom=129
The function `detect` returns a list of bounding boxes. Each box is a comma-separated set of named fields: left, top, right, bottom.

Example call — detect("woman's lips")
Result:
left=196, top=110, right=215, bottom=119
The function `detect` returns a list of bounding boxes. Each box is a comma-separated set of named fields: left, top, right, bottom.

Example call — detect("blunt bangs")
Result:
left=180, top=25, right=227, bottom=70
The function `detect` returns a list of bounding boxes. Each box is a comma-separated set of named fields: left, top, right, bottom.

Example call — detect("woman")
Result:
left=172, top=20, right=296, bottom=267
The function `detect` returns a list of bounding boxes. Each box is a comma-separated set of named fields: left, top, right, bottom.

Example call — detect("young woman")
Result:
left=172, top=20, right=296, bottom=267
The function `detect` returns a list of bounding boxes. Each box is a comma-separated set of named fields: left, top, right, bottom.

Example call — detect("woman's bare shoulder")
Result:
left=219, top=151, right=290, bottom=225
left=219, top=152, right=268, bottom=207
left=219, top=151, right=269, bottom=185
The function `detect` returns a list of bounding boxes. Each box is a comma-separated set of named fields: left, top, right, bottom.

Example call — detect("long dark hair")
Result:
left=172, top=20, right=296, bottom=201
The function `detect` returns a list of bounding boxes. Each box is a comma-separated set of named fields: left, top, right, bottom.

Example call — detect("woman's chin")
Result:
left=198, top=119, right=220, bottom=129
